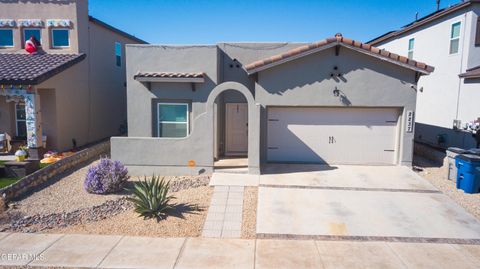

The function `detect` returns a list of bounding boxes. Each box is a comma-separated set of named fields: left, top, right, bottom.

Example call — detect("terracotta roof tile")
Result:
left=134, top=72, right=204, bottom=79
left=245, top=35, right=434, bottom=74
left=0, top=53, right=86, bottom=85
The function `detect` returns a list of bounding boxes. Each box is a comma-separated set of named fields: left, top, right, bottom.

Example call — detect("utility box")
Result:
left=446, top=147, right=468, bottom=181
left=455, top=154, right=480, bottom=194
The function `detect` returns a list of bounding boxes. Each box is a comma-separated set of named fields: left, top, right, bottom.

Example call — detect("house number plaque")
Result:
left=406, top=110, right=414, bottom=133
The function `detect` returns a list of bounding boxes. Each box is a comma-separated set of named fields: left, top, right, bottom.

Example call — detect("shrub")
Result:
left=127, top=175, right=175, bottom=220
left=84, top=158, right=129, bottom=194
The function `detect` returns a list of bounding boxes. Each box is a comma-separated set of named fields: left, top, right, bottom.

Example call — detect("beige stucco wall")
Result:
left=0, top=0, right=144, bottom=151
left=0, top=0, right=82, bottom=53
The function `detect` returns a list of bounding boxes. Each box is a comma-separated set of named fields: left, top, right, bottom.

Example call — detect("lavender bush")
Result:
left=84, top=158, right=129, bottom=194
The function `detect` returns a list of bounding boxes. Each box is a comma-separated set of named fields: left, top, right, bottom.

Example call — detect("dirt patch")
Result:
left=414, top=156, right=480, bottom=220
left=242, top=187, right=258, bottom=239
left=48, top=186, right=212, bottom=237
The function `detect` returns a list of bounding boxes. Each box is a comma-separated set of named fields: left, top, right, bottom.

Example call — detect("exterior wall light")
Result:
left=333, top=87, right=340, bottom=97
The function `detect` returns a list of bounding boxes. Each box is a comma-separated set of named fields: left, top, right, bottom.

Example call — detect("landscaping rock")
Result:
left=0, top=174, right=210, bottom=233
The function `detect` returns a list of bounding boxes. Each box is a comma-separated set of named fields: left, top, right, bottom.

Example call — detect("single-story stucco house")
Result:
left=111, top=34, right=434, bottom=175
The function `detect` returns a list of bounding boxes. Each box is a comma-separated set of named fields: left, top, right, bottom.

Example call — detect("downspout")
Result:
left=455, top=13, right=467, bottom=121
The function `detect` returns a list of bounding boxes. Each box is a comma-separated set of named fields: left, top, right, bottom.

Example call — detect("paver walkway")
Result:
left=201, top=186, right=244, bottom=238
left=1, top=232, right=480, bottom=268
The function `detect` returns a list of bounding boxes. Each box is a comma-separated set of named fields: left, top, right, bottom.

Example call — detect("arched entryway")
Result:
left=206, top=82, right=260, bottom=175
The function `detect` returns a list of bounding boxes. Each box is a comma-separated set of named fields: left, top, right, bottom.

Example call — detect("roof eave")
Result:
left=368, top=0, right=475, bottom=46
left=134, top=77, right=205, bottom=83
left=246, top=42, right=433, bottom=75
left=246, top=42, right=338, bottom=75
left=88, top=16, right=148, bottom=44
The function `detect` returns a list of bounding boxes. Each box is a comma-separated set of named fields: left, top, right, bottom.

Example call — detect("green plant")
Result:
left=127, top=175, right=175, bottom=220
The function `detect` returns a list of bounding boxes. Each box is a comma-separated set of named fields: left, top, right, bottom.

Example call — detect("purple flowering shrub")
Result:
left=84, top=158, right=129, bottom=194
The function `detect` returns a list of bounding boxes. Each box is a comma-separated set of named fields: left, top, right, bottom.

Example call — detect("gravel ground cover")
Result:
left=414, top=156, right=480, bottom=220
left=49, top=186, right=212, bottom=237
left=0, top=159, right=212, bottom=235
left=242, top=187, right=258, bottom=239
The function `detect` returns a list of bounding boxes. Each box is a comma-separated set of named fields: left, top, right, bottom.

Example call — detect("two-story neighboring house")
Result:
left=0, top=0, right=146, bottom=156
left=368, top=0, right=480, bottom=150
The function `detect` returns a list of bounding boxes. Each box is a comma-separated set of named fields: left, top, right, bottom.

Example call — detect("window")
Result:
left=450, top=22, right=461, bottom=54
left=0, top=29, right=13, bottom=47
left=408, top=38, right=414, bottom=59
left=51, top=29, right=69, bottom=48
left=475, top=17, right=480, bottom=46
left=23, top=28, right=41, bottom=46
left=115, top=42, right=121, bottom=67
left=15, top=103, right=27, bottom=138
left=157, top=103, right=189, bottom=138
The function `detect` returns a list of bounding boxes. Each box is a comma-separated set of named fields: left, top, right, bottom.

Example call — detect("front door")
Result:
left=226, top=103, right=248, bottom=156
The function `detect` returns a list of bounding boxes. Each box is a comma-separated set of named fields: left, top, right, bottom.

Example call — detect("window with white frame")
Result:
left=450, top=22, right=461, bottom=54
left=51, top=28, right=70, bottom=48
left=0, top=29, right=14, bottom=47
left=408, top=38, right=414, bottom=59
left=15, top=103, right=27, bottom=138
left=115, top=42, right=121, bottom=67
left=157, top=103, right=189, bottom=138
left=23, top=28, right=41, bottom=46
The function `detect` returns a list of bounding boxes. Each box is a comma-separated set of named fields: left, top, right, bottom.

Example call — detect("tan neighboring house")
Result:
left=0, top=0, right=146, bottom=156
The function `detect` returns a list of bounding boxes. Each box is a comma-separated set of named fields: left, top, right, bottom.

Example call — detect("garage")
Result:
left=267, top=107, right=400, bottom=165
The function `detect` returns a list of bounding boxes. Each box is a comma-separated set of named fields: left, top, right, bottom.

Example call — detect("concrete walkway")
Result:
left=1, top=232, right=480, bottom=268
left=202, top=186, right=244, bottom=238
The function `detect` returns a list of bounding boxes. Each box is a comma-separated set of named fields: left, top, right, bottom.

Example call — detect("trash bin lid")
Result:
left=448, top=147, right=468, bottom=154
left=456, top=154, right=480, bottom=163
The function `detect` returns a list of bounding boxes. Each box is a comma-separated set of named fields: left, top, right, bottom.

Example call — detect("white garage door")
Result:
left=267, top=107, right=400, bottom=165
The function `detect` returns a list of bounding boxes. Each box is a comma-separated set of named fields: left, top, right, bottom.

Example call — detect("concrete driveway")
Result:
left=257, top=164, right=480, bottom=242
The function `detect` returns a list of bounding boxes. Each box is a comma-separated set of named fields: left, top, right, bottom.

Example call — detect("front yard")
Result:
left=0, top=159, right=212, bottom=237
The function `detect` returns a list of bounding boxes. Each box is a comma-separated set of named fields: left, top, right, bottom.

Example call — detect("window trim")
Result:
left=23, top=28, right=42, bottom=47
left=0, top=29, right=14, bottom=48
left=50, top=28, right=70, bottom=48
left=407, top=37, right=414, bottom=59
left=15, top=103, right=26, bottom=138
left=449, top=21, right=461, bottom=55
left=156, top=102, right=189, bottom=138
left=115, top=41, right=122, bottom=67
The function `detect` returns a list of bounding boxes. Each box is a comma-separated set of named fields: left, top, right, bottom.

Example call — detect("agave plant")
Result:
left=127, top=175, right=175, bottom=220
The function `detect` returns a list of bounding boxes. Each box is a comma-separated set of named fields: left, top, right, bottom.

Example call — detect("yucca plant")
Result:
left=127, top=175, right=175, bottom=220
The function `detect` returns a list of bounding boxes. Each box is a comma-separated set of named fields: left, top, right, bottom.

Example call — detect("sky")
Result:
left=88, top=0, right=461, bottom=44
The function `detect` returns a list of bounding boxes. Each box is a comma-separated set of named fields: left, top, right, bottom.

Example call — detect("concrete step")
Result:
left=213, top=167, right=248, bottom=174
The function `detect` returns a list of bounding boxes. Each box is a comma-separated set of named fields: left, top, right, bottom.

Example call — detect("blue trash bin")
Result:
left=455, top=154, right=480, bottom=194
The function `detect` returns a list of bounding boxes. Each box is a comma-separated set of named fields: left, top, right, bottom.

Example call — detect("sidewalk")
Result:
left=0, top=232, right=479, bottom=268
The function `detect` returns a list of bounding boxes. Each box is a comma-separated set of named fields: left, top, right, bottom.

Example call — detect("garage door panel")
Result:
left=267, top=107, right=399, bottom=164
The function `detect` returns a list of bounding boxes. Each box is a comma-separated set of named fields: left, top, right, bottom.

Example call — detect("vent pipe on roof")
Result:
left=436, top=0, right=441, bottom=11
left=415, top=12, right=419, bottom=21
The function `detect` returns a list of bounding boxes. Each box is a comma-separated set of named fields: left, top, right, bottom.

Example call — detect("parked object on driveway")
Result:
left=446, top=147, right=469, bottom=181
left=455, top=154, right=480, bottom=194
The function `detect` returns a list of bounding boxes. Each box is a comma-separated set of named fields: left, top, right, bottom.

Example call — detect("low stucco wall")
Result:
left=0, top=140, right=110, bottom=203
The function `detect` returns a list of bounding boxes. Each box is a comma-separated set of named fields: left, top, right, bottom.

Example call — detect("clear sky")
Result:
left=89, top=0, right=461, bottom=44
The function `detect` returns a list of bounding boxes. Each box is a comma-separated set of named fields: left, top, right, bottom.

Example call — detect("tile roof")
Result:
left=459, top=65, right=480, bottom=79
left=134, top=72, right=204, bottom=79
left=0, top=53, right=86, bottom=85
left=245, top=34, right=434, bottom=75
left=368, top=0, right=480, bottom=46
